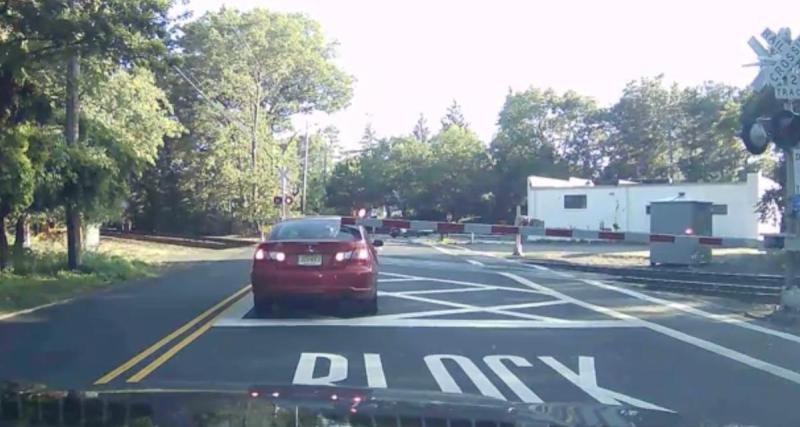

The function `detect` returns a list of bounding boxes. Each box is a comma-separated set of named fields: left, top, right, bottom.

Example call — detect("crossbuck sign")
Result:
left=750, top=28, right=800, bottom=100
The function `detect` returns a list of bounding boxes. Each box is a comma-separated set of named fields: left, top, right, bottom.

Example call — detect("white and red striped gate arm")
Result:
left=342, top=217, right=761, bottom=249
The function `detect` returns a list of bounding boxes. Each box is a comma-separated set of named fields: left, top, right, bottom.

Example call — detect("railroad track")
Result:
left=523, top=259, right=787, bottom=303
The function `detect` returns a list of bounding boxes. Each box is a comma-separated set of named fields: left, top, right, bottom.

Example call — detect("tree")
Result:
left=412, top=113, right=430, bottom=143
left=139, top=8, right=353, bottom=233
left=2, top=0, right=176, bottom=269
left=325, top=158, right=367, bottom=214
left=602, top=76, right=681, bottom=182
left=489, top=88, right=570, bottom=221
left=0, top=126, right=35, bottom=270
left=550, top=91, right=608, bottom=181
left=675, top=83, right=751, bottom=182
left=428, top=126, right=490, bottom=219
left=441, top=100, right=468, bottom=130
left=359, top=123, right=378, bottom=148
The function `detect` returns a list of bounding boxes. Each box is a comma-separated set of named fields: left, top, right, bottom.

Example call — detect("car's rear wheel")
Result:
left=254, top=298, right=275, bottom=317
left=362, top=295, right=378, bottom=316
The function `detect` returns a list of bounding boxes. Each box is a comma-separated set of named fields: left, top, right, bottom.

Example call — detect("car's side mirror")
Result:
left=372, top=239, right=384, bottom=247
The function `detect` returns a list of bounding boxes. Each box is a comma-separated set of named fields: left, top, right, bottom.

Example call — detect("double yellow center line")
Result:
left=94, top=285, right=250, bottom=385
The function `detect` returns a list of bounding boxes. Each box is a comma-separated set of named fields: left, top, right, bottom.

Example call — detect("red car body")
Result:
left=250, top=217, right=381, bottom=315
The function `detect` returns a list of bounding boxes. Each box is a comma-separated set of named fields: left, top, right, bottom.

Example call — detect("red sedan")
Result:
left=251, top=217, right=382, bottom=316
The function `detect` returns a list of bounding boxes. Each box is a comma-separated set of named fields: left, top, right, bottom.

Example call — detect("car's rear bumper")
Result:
left=250, top=266, right=377, bottom=302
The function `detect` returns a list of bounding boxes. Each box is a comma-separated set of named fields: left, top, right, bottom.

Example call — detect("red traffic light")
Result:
left=285, top=196, right=294, bottom=205
left=771, top=110, right=800, bottom=150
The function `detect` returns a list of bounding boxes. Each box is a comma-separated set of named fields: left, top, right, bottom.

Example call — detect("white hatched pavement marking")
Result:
left=214, top=318, right=637, bottom=328
left=380, top=271, right=550, bottom=295
left=216, top=269, right=634, bottom=328
left=377, top=292, right=567, bottom=321
left=377, top=278, right=421, bottom=283
left=579, top=278, right=800, bottom=345
left=502, top=272, right=800, bottom=386
left=466, top=259, right=485, bottom=267
left=394, top=287, right=497, bottom=296
left=438, top=242, right=800, bottom=346
left=480, top=249, right=800, bottom=346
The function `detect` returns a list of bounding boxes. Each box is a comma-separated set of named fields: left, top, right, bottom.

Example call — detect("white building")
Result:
left=527, top=173, right=780, bottom=239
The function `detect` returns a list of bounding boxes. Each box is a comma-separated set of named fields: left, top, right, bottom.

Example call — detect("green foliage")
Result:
left=602, top=76, right=680, bottom=181
left=489, top=88, right=571, bottom=220
left=441, top=100, right=468, bottom=130
left=0, top=124, right=36, bottom=217
left=131, top=8, right=353, bottom=233
left=0, top=250, right=153, bottom=313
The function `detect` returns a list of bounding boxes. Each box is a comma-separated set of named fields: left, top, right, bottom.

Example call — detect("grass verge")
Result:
left=0, top=250, right=155, bottom=316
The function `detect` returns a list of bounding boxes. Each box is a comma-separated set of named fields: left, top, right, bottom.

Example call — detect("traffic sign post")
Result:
left=746, top=27, right=800, bottom=309
left=278, top=168, right=289, bottom=220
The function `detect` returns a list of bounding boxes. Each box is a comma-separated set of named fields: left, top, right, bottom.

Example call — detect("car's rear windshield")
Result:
left=269, top=220, right=361, bottom=241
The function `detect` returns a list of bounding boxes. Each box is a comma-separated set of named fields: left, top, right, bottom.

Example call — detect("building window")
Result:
left=564, top=195, right=587, bottom=209
left=646, top=205, right=651, bottom=215
left=712, top=204, right=728, bottom=215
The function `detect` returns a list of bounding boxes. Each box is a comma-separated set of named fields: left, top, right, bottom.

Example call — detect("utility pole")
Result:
left=301, top=121, right=310, bottom=214
left=65, top=13, right=82, bottom=269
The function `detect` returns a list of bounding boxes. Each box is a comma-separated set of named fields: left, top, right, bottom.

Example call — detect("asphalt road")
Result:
left=2, top=240, right=800, bottom=426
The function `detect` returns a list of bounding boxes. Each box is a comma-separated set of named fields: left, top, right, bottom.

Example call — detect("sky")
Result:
left=182, top=0, right=800, bottom=149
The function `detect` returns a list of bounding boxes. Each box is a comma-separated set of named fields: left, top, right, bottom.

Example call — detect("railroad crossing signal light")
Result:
left=771, top=110, right=800, bottom=150
left=741, top=110, right=800, bottom=154
left=273, top=196, right=294, bottom=205
left=741, top=121, right=771, bottom=155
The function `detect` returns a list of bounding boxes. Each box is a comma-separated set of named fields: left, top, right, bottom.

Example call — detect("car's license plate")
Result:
left=297, top=254, right=322, bottom=266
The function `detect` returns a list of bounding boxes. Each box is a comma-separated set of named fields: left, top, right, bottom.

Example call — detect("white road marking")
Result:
left=486, top=250, right=800, bottom=345
left=380, top=271, right=550, bottom=296
left=466, top=259, right=485, bottom=267
left=424, top=354, right=506, bottom=400
left=379, top=290, right=565, bottom=322
left=502, top=272, right=800, bottom=386
left=214, top=317, right=637, bottom=328
left=289, top=352, right=666, bottom=410
left=580, top=278, right=800, bottom=345
left=364, top=353, right=387, bottom=388
left=292, top=353, right=348, bottom=386
left=373, top=297, right=569, bottom=320
left=539, top=356, right=671, bottom=412
left=435, top=243, right=575, bottom=279
left=220, top=293, right=255, bottom=320
left=484, top=355, right=543, bottom=403
left=392, top=287, right=498, bottom=296
left=527, top=263, right=574, bottom=278
left=378, top=278, right=421, bottom=283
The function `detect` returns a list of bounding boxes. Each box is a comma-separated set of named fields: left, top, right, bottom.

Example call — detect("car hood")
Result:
left=0, top=381, right=689, bottom=427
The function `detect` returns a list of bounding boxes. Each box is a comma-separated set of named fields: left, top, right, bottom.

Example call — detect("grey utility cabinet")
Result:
left=649, top=199, right=713, bottom=266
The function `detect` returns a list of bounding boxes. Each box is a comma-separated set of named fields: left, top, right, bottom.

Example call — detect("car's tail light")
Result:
left=268, top=251, right=286, bottom=262
left=335, top=251, right=352, bottom=262
left=354, top=248, right=369, bottom=260
left=255, top=248, right=286, bottom=262
left=334, top=247, right=370, bottom=264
